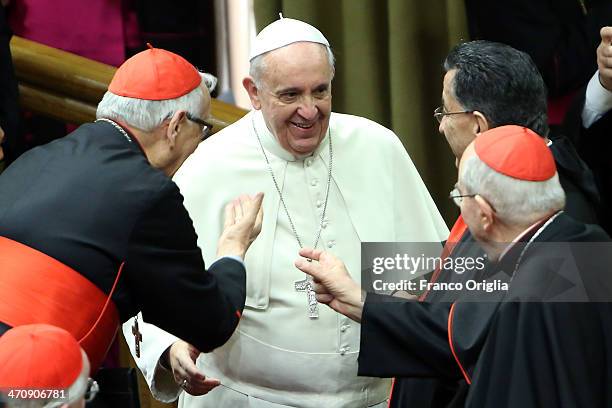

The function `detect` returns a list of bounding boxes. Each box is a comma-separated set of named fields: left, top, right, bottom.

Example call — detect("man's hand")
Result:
left=165, top=340, right=220, bottom=396
left=217, top=193, right=264, bottom=259
left=597, top=26, right=612, bottom=91
left=294, top=248, right=365, bottom=322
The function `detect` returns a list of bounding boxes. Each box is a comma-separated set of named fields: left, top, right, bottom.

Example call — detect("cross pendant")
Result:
left=295, top=277, right=319, bottom=318
left=132, top=317, right=143, bottom=358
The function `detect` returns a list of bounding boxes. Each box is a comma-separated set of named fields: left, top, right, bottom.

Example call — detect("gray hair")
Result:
left=249, top=43, right=335, bottom=87
left=4, top=351, right=90, bottom=408
left=96, top=74, right=205, bottom=132
left=460, top=153, right=566, bottom=226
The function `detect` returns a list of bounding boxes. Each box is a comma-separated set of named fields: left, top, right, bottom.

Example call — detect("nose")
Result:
left=297, top=96, right=318, bottom=120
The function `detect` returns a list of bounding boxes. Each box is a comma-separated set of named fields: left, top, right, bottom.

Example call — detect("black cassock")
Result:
left=0, top=120, right=245, bottom=353
left=359, top=213, right=612, bottom=407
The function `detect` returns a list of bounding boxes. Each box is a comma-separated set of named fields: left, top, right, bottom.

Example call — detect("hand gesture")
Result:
left=597, top=26, right=612, bottom=91
left=167, top=340, right=220, bottom=396
left=217, top=193, right=264, bottom=259
left=295, top=248, right=364, bottom=322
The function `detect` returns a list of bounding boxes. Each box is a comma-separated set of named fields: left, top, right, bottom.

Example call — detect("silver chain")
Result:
left=510, top=210, right=563, bottom=282
left=252, top=118, right=332, bottom=250
left=95, top=118, right=133, bottom=143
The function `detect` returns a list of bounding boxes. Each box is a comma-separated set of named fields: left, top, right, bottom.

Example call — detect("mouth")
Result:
left=290, top=121, right=315, bottom=130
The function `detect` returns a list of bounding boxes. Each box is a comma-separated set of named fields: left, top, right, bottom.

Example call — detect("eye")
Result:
left=278, top=92, right=298, bottom=103
left=313, top=88, right=329, bottom=99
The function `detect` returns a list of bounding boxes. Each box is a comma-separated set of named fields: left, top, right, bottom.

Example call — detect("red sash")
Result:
left=388, top=216, right=469, bottom=408
left=0, top=236, right=120, bottom=372
left=418, top=216, right=468, bottom=301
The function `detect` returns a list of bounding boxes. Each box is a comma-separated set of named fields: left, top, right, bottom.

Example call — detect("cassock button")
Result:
left=340, top=347, right=347, bottom=355
left=321, top=221, right=328, bottom=229
left=316, top=200, right=323, bottom=208
left=340, top=325, right=348, bottom=332
left=327, top=240, right=335, bottom=248
left=305, top=159, right=313, bottom=167
left=311, top=179, right=318, bottom=187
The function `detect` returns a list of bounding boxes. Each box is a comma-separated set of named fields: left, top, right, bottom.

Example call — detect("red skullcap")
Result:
left=0, top=324, right=83, bottom=389
left=474, top=125, right=556, bottom=181
left=109, top=44, right=201, bottom=100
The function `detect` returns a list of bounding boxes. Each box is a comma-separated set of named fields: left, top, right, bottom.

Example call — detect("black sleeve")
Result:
left=466, top=302, right=612, bottom=408
left=124, top=183, right=246, bottom=352
left=358, top=293, right=460, bottom=379
left=465, top=0, right=612, bottom=96
left=563, top=90, right=612, bottom=234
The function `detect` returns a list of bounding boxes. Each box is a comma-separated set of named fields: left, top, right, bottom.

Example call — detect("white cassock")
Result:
left=123, top=110, right=449, bottom=407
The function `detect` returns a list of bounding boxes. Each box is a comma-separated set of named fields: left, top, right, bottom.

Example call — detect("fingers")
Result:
left=598, top=29, right=612, bottom=91
left=223, top=201, right=235, bottom=229
left=316, top=293, right=334, bottom=303
left=294, top=257, right=321, bottom=280
left=181, top=376, right=221, bottom=396
left=234, top=195, right=246, bottom=222
left=601, top=26, right=612, bottom=45
left=298, top=247, right=324, bottom=261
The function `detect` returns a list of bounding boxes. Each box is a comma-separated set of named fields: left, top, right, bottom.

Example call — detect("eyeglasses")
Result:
left=449, top=187, right=497, bottom=212
left=186, top=113, right=214, bottom=141
left=449, top=187, right=477, bottom=207
left=433, top=106, right=474, bottom=123
left=84, top=378, right=99, bottom=402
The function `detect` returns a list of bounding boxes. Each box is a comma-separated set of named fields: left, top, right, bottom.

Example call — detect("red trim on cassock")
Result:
left=0, top=236, right=120, bottom=372
left=448, top=303, right=471, bottom=384
left=388, top=216, right=469, bottom=406
left=419, top=216, right=468, bottom=301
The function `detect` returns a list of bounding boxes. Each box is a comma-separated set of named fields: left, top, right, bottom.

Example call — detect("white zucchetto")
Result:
left=249, top=16, right=330, bottom=61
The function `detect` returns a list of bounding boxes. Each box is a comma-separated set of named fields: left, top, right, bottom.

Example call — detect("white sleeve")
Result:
left=122, top=313, right=182, bottom=403
left=582, top=71, right=612, bottom=128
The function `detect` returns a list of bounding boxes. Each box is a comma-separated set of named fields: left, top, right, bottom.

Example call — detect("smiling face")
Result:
left=245, top=42, right=333, bottom=156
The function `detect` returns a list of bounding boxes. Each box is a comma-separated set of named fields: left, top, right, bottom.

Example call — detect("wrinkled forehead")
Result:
left=261, top=43, right=333, bottom=80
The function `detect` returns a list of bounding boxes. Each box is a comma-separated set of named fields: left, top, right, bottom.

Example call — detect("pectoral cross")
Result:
left=132, top=317, right=143, bottom=358
left=295, top=277, right=319, bottom=318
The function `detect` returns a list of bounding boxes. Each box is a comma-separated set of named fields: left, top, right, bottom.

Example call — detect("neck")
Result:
left=118, top=124, right=172, bottom=175
left=481, top=212, right=556, bottom=261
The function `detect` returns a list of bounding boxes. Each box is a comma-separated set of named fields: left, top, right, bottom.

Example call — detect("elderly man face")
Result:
left=245, top=42, right=333, bottom=156
left=438, top=69, right=481, bottom=165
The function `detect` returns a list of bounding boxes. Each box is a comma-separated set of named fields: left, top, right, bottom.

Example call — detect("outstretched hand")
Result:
left=295, top=248, right=365, bottom=322
left=217, top=193, right=264, bottom=259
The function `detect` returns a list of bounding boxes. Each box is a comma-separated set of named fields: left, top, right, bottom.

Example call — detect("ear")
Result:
left=243, top=77, right=262, bottom=110
left=166, top=110, right=186, bottom=148
left=472, top=111, right=490, bottom=134
left=474, top=194, right=496, bottom=231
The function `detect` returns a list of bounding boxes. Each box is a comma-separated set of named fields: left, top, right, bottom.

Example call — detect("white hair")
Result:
left=4, top=350, right=90, bottom=408
left=249, top=43, right=335, bottom=87
left=460, top=153, right=566, bottom=226
left=96, top=74, right=205, bottom=132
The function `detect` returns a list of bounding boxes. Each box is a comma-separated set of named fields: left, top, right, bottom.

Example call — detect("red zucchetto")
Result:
left=109, top=44, right=201, bottom=100
left=0, top=324, right=83, bottom=389
left=474, top=125, right=556, bottom=181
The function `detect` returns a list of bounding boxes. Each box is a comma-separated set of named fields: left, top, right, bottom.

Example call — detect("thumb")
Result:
left=601, top=26, right=612, bottom=44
